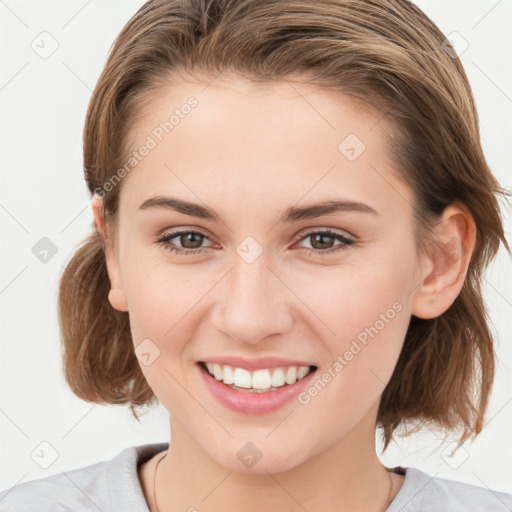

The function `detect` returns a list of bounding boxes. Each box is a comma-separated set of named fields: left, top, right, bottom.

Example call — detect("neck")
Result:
left=151, top=406, right=401, bottom=512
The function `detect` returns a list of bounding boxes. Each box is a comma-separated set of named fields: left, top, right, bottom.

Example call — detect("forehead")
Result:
left=118, top=75, right=414, bottom=221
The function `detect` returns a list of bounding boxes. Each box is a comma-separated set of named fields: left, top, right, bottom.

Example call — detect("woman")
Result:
left=1, top=0, right=511, bottom=510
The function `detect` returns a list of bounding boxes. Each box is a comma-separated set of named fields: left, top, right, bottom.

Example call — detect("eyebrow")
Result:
left=138, top=196, right=380, bottom=223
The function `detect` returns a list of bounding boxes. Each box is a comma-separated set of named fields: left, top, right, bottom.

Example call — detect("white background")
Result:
left=1, top=0, right=511, bottom=497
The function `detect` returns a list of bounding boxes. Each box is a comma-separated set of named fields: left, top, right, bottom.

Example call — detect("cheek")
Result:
left=123, top=264, right=201, bottom=410
left=290, top=255, right=414, bottom=343
left=288, top=247, right=416, bottom=389
left=121, top=248, right=202, bottom=335
left=122, top=259, right=217, bottom=395
left=294, top=281, right=410, bottom=436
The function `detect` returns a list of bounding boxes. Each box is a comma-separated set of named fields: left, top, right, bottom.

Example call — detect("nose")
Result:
left=210, top=250, right=293, bottom=345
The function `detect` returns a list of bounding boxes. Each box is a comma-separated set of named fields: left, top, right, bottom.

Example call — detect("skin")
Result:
left=91, top=73, right=476, bottom=512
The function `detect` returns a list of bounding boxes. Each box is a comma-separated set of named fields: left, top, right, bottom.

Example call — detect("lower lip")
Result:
left=197, top=362, right=317, bottom=414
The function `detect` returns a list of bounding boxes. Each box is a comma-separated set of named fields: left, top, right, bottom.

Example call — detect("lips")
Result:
left=197, top=360, right=318, bottom=414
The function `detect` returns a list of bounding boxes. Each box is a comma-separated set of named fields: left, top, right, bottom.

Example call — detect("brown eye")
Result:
left=308, top=232, right=336, bottom=250
left=155, top=229, right=213, bottom=256
left=177, top=232, right=205, bottom=249
left=297, top=229, right=355, bottom=256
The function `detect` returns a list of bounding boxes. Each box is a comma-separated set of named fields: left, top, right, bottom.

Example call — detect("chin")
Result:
left=205, top=438, right=312, bottom=475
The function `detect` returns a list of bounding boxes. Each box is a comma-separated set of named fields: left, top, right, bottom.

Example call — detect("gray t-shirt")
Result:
left=1, top=442, right=511, bottom=511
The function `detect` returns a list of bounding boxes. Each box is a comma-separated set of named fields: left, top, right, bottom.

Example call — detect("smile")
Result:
left=197, top=361, right=318, bottom=414
left=201, top=361, right=316, bottom=392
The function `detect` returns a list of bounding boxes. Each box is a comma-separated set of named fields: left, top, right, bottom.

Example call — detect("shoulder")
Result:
left=388, top=466, right=512, bottom=512
left=0, top=442, right=168, bottom=511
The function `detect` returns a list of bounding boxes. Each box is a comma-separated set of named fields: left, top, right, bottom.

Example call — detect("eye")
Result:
left=154, top=229, right=214, bottom=256
left=154, top=228, right=355, bottom=257
left=295, top=228, right=355, bottom=257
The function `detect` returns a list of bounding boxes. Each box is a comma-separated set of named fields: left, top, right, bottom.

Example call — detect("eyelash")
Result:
left=154, top=228, right=355, bottom=257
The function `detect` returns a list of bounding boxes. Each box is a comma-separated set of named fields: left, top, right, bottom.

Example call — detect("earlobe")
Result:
left=108, top=288, right=129, bottom=312
left=411, top=203, right=476, bottom=320
left=91, top=193, right=129, bottom=313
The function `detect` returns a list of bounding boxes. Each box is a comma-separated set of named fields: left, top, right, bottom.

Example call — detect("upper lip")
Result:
left=199, top=356, right=317, bottom=371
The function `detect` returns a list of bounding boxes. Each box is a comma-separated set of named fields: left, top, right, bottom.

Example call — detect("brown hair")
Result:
left=58, top=0, right=510, bottom=450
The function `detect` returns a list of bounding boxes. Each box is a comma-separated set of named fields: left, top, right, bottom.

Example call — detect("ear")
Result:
left=91, top=193, right=129, bottom=313
left=411, top=201, right=477, bottom=320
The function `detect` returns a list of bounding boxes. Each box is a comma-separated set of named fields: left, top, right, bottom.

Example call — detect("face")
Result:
left=98, top=74, right=432, bottom=474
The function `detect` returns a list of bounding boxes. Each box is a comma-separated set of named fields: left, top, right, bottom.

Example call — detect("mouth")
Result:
left=198, top=361, right=318, bottom=393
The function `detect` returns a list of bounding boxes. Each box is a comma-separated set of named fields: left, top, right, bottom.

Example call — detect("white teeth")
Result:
left=222, top=364, right=234, bottom=385
left=285, top=366, right=297, bottom=385
left=271, top=368, right=286, bottom=387
left=213, top=363, right=223, bottom=381
left=233, top=368, right=252, bottom=388
left=203, top=363, right=313, bottom=390
left=252, top=369, right=272, bottom=390
left=297, top=366, right=309, bottom=380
